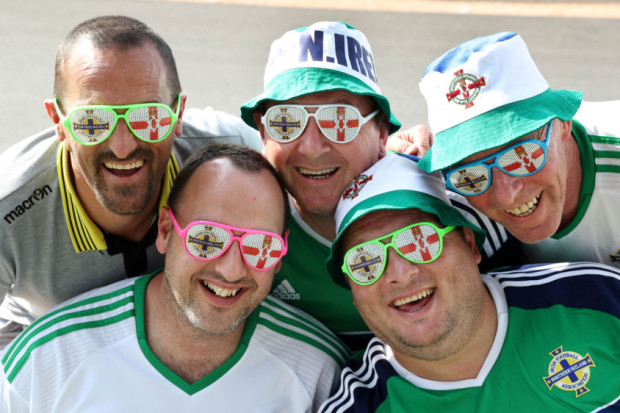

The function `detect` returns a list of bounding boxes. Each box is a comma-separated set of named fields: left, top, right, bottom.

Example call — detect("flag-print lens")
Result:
left=262, top=104, right=380, bottom=144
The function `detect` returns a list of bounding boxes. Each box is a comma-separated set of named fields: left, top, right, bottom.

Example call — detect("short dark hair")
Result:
left=54, top=15, right=181, bottom=110
left=167, top=144, right=290, bottom=231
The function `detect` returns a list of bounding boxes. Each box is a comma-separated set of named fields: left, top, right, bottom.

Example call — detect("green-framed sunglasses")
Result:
left=342, top=222, right=455, bottom=286
left=55, top=95, right=181, bottom=146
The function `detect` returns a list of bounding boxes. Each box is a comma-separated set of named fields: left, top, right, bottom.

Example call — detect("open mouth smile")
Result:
left=505, top=193, right=541, bottom=217
left=296, top=167, right=338, bottom=180
left=392, top=288, right=435, bottom=311
left=202, top=280, right=241, bottom=298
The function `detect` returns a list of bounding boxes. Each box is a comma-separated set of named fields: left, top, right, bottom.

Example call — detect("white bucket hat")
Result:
left=418, top=32, right=581, bottom=172
left=240, top=21, right=401, bottom=134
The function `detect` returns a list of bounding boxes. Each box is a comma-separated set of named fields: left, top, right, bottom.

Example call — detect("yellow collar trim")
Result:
left=58, top=142, right=179, bottom=253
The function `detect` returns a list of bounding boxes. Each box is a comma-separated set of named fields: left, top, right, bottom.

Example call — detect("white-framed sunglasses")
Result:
left=261, top=104, right=380, bottom=144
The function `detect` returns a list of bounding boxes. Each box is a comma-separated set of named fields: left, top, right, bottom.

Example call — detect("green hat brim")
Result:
left=325, top=190, right=487, bottom=289
left=240, top=68, right=401, bottom=135
left=418, top=89, right=582, bottom=172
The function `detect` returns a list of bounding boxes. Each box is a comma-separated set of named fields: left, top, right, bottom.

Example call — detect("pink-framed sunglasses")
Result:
left=167, top=208, right=288, bottom=271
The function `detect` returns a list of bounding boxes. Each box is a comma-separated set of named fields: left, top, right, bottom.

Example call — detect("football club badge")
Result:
left=348, top=247, right=383, bottom=282
left=342, top=174, right=373, bottom=200
left=543, top=346, right=595, bottom=398
left=268, top=107, right=302, bottom=141
left=72, top=110, right=110, bottom=143
left=446, top=69, right=486, bottom=109
left=188, top=225, right=224, bottom=258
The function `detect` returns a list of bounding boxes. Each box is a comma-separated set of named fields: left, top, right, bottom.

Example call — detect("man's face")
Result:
left=455, top=120, right=574, bottom=243
left=341, top=209, right=491, bottom=364
left=53, top=39, right=183, bottom=216
left=256, top=90, right=388, bottom=221
left=156, top=158, right=286, bottom=335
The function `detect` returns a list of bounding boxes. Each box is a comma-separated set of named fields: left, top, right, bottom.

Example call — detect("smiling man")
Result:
left=414, top=32, right=620, bottom=267
left=0, top=15, right=260, bottom=347
left=320, top=153, right=620, bottom=412
left=0, top=144, right=348, bottom=412
left=240, top=21, right=401, bottom=349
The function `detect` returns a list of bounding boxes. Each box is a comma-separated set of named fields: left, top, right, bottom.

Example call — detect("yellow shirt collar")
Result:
left=57, top=142, right=179, bottom=253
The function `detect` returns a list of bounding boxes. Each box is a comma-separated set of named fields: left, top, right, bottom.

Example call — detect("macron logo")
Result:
left=271, top=280, right=301, bottom=300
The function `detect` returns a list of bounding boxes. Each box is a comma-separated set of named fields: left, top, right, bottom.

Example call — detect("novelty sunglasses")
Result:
left=261, top=104, right=380, bottom=144
left=342, top=222, right=455, bottom=286
left=444, top=121, right=553, bottom=196
left=168, top=208, right=288, bottom=271
left=55, top=95, right=181, bottom=146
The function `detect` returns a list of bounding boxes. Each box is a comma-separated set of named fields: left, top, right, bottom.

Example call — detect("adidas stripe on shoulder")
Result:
left=2, top=279, right=137, bottom=382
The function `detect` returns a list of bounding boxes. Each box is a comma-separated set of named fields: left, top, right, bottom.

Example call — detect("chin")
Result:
left=509, top=224, right=557, bottom=244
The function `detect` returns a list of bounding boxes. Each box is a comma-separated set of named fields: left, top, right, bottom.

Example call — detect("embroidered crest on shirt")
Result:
left=543, top=346, right=596, bottom=397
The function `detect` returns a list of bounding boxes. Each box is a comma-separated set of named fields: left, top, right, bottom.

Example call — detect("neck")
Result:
left=144, top=273, right=243, bottom=384
left=558, top=132, right=583, bottom=231
left=394, top=287, right=498, bottom=382
left=293, top=200, right=337, bottom=241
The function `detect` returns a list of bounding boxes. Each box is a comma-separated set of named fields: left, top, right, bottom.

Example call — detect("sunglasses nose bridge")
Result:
left=383, top=245, right=421, bottom=282
left=105, top=113, right=140, bottom=157
left=210, top=236, right=248, bottom=277
left=486, top=166, right=525, bottom=203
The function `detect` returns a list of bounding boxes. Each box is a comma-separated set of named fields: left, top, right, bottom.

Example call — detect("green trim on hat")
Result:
left=325, top=190, right=487, bottom=289
left=240, top=67, right=401, bottom=134
left=418, top=88, right=582, bottom=172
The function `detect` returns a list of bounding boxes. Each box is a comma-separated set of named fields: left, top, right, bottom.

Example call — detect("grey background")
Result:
left=1, top=0, right=619, bottom=154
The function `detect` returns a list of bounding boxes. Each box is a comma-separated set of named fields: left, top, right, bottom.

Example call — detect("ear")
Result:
left=461, top=227, right=482, bottom=265
left=173, top=94, right=187, bottom=138
left=252, top=110, right=268, bottom=145
left=557, top=119, right=572, bottom=142
left=156, top=206, right=173, bottom=254
left=274, top=261, right=283, bottom=274
left=377, top=114, right=389, bottom=160
left=45, top=99, right=68, bottom=142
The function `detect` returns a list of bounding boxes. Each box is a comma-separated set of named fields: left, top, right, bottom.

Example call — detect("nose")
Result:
left=107, top=117, right=139, bottom=159
left=212, top=239, right=248, bottom=281
left=295, top=116, right=332, bottom=158
left=382, top=247, right=419, bottom=284
left=487, top=167, right=524, bottom=206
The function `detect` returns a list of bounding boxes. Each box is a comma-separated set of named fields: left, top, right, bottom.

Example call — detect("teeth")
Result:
left=393, top=288, right=434, bottom=307
left=506, top=193, right=541, bottom=217
left=298, top=167, right=337, bottom=179
left=203, top=281, right=240, bottom=298
left=104, top=160, right=145, bottom=170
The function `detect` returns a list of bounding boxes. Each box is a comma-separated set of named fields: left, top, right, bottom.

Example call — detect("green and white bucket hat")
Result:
left=326, top=153, right=486, bottom=288
left=418, top=32, right=582, bottom=173
left=240, top=21, right=401, bottom=134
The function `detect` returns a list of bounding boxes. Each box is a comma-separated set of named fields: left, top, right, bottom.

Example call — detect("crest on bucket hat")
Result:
left=418, top=32, right=581, bottom=172
left=240, top=21, right=400, bottom=134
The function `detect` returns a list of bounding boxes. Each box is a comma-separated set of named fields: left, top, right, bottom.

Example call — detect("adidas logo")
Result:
left=271, top=280, right=301, bottom=300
